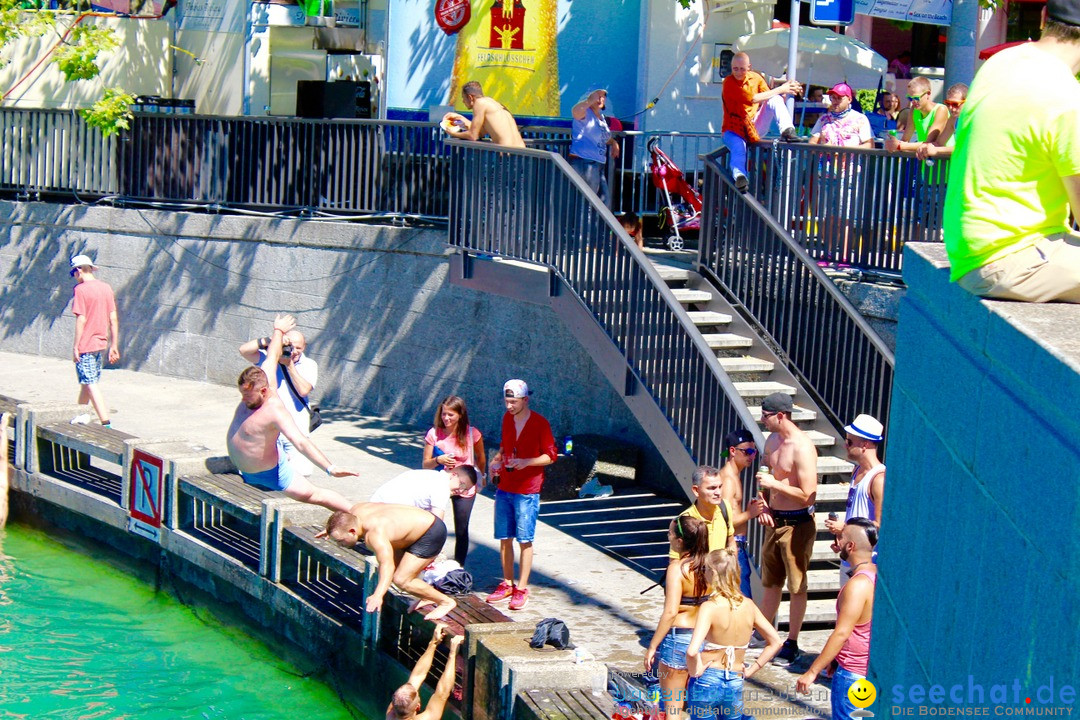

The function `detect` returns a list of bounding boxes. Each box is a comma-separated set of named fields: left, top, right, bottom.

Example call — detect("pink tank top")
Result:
left=834, top=569, right=875, bottom=675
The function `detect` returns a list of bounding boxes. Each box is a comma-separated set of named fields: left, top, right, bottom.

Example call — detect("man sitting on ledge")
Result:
left=226, top=314, right=358, bottom=511
left=387, top=623, right=464, bottom=720
left=325, top=502, right=457, bottom=621
left=943, top=0, right=1080, bottom=303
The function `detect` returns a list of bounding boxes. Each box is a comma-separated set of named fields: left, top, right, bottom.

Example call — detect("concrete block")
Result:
left=469, top=625, right=606, bottom=720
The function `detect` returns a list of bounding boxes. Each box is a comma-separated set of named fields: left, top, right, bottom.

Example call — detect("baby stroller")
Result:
left=647, top=137, right=703, bottom=251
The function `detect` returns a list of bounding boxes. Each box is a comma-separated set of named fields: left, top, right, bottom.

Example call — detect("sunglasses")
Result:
left=906, top=92, right=927, bottom=102
left=734, top=446, right=758, bottom=456
left=945, top=101, right=963, bottom=110
left=761, top=410, right=780, bottom=419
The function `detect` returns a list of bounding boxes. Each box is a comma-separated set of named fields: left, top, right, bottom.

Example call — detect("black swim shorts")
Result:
left=405, top=516, right=448, bottom=559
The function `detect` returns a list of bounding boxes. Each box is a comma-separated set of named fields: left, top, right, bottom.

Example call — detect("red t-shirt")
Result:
left=498, top=410, right=557, bottom=495
left=72, top=279, right=117, bottom=355
left=722, top=71, right=769, bottom=142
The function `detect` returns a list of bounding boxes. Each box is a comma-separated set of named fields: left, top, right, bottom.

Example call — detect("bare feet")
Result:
left=424, top=600, right=457, bottom=621
left=408, top=598, right=436, bottom=615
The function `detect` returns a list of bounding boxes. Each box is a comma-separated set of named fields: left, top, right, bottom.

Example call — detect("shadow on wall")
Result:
left=0, top=202, right=650, bottom=459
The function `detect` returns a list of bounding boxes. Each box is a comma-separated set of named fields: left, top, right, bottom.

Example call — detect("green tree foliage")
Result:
left=79, top=86, right=133, bottom=136
left=0, top=1, right=130, bottom=135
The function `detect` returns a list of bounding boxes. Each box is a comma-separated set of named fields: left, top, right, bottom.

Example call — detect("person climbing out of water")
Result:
left=386, top=623, right=465, bottom=720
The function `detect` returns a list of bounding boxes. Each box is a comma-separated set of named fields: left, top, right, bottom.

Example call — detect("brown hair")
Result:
left=672, top=515, right=710, bottom=599
left=705, top=549, right=744, bottom=610
left=391, top=684, right=420, bottom=719
left=238, top=366, right=267, bottom=391
left=434, top=395, right=471, bottom=450
left=325, top=510, right=357, bottom=542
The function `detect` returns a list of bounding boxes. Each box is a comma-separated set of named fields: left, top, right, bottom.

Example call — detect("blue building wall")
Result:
left=386, top=0, right=641, bottom=118
left=868, top=243, right=1080, bottom=712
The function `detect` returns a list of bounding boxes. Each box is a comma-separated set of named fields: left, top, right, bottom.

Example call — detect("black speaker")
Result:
left=297, top=80, right=364, bottom=119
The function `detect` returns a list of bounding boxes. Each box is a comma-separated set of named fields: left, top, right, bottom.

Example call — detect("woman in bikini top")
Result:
left=643, top=515, right=711, bottom=719
left=685, top=550, right=784, bottom=718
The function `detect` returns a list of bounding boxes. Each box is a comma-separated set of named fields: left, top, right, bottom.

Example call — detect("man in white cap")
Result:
left=68, top=254, right=120, bottom=427
left=825, top=413, right=885, bottom=587
left=485, top=379, right=557, bottom=611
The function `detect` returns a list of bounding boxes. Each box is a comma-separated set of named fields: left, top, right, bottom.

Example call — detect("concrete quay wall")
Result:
left=870, top=243, right=1080, bottom=710
left=5, top=403, right=608, bottom=720
left=0, top=201, right=652, bottom=458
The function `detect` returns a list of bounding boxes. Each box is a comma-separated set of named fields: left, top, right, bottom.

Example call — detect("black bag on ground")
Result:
left=529, top=618, right=574, bottom=650
left=432, top=569, right=473, bottom=596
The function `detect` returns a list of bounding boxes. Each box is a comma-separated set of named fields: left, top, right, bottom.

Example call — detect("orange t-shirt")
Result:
left=722, top=71, right=769, bottom=142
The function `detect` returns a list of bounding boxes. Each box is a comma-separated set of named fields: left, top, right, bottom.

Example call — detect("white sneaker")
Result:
left=70, top=413, right=94, bottom=425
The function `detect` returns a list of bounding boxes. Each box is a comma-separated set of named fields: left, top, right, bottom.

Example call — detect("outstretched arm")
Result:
left=796, top=577, right=872, bottom=692
left=260, top=314, right=295, bottom=375
left=420, top=635, right=465, bottom=720
left=364, top=529, right=397, bottom=613
left=407, top=623, right=448, bottom=688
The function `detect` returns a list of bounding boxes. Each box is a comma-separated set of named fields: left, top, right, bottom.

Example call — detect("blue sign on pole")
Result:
left=811, top=0, right=855, bottom=25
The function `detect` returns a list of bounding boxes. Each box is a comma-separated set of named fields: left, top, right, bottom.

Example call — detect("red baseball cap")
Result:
left=828, top=82, right=854, bottom=99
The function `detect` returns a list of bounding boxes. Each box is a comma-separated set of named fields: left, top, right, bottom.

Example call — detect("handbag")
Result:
left=279, top=365, right=322, bottom=433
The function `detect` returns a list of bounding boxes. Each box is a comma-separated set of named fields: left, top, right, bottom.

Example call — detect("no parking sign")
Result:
left=129, top=449, right=164, bottom=541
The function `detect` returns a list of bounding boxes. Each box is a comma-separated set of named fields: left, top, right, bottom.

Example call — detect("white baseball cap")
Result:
left=503, top=379, right=531, bottom=398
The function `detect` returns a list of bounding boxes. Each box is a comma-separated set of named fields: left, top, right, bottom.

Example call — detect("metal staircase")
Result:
left=445, top=139, right=894, bottom=627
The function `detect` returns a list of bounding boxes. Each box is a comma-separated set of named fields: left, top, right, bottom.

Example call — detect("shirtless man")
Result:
left=755, top=392, right=818, bottom=664
left=442, top=81, right=526, bottom=149
left=388, top=623, right=464, bottom=720
left=325, top=502, right=457, bottom=621
left=718, top=428, right=766, bottom=601
left=226, top=314, right=357, bottom=512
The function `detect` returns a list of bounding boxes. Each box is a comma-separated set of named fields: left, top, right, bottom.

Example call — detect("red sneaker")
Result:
left=509, top=587, right=530, bottom=610
left=486, top=580, right=514, bottom=603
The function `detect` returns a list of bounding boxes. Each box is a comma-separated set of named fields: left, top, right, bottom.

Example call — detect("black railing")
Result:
left=744, top=141, right=948, bottom=274
left=0, top=108, right=117, bottom=197
left=117, top=115, right=453, bottom=217
left=699, top=148, right=895, bottom=436
left=447, top=139, right=761, bottom=477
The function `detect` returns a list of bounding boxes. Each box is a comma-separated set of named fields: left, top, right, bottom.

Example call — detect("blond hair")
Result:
left=705, top=549, right=744, bottom=610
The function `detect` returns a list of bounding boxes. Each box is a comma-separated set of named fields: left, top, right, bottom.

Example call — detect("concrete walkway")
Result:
left=0, top=350, right=832, bottom=717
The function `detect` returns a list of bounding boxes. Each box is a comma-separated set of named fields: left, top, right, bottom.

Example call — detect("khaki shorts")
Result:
left=761, top=520, right=816, bottom=594
left=957, top=232, right=1080, bottom=303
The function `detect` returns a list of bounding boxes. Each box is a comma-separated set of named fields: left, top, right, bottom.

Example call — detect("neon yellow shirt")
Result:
left=667, top=501, right=734, bottom=560
left=942, top=43, right=1080, bottom=281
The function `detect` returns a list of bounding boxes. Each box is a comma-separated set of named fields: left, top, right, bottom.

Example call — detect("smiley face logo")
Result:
left=848, top=679, right=877, bottom=709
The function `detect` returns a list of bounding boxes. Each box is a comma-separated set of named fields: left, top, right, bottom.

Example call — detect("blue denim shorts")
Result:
left=657, top=627, right=693, bottom=670
left=76, top=352, right=103, bottom=385
left=687, top=667, right=744, bottom=720
left=493, top=489, right=540, bottom=543
left=831, top=665, right=865, bottom=720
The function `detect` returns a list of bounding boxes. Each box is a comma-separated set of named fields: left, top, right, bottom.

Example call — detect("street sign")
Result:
left=811, top=0, right=855, bottom=26
left=128, top=449, right=164, bottom=541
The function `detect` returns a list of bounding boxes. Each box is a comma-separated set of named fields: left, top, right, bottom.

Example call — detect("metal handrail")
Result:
left=745, top=140, right=947, bottom=274
left=699, top=147, right=894, bottom=435
left=0, top=107, right=118, bottom=197
left=447, top=138, right=766, bottom=477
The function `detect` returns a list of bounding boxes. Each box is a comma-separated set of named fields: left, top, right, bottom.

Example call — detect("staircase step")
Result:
left=734, top=381, right=797, bottom=400
left=818, top=455, right=856, bottom=476
left=653, top=265, right=691, bottom=283
left=764, top=429, right=837, bottom=448
left=815, top=483, right=849, bottom=504
left=672, top=288, right=713, bottom=305
left=749, top=404, right=817, bottom=422
left=777, top=598, right=837, bottom=625
left=718, top=356, right=774, bottom=374
left=802, top=568, right=842, bottom=593
left=687, top=311, right=732, bottom=327
left=702, top=333, right=754, bottom=350
left=813, top=539, right=840, bottom=562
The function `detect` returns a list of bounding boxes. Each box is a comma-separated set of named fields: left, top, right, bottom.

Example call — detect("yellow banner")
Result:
left=449, top=0, right=559, bottom=116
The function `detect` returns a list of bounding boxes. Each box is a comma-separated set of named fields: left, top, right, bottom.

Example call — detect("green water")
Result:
left=0, top=523, right=364, bottom=719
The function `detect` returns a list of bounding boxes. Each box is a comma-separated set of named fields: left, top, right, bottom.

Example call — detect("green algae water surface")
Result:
left=0, top=523, right=363, bottom=719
